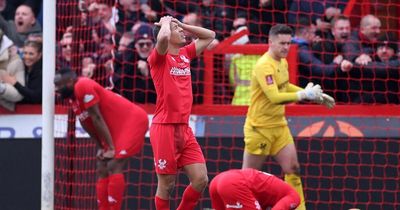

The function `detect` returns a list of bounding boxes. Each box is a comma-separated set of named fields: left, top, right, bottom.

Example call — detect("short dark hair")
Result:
left=153, top=25, right=161, bottom=42
left=331, top=15, right=350, bottom=27
left=269, top=24, right=293, bottom=37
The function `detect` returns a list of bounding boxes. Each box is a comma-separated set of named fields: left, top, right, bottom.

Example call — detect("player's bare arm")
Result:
left=87, top=103, right=115, bottom=158
left=172, top=18, right=216, bottom=56
left=154, top=16, right=172, bottom=55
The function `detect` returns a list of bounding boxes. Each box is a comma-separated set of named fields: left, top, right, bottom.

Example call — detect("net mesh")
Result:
left=54, top=0, right=400, bottom=209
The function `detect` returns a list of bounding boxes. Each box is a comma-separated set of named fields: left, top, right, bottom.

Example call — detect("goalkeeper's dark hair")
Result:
left=57, top=67, right=77, bottom=79
left=269, top=24, right=293, bottom=37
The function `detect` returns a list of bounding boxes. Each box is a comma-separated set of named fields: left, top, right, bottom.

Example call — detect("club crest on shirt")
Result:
left=156, top=159, right=167, bottom=170
left=180, top=55, right=190, bottom=63
left=84, top=94, right=94, bottom=103
left=265, top=75, right=274, bottom=85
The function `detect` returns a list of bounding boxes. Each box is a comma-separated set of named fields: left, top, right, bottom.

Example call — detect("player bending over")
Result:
left=210, top=168, right=300, bottom=210
left=242, top=24, right=335, bottom=210
left=54, top=68, right=148, bottom=210
left=147, top=15, right=215, bottom=210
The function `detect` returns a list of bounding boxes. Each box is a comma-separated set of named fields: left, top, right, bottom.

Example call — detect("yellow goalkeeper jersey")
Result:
left=245, top=52, right=302, bottom=128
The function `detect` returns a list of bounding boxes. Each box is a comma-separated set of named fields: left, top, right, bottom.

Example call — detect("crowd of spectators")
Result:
left=0, top=0, right=42, bottom=110
left=0, top=0, right=398, bottom=109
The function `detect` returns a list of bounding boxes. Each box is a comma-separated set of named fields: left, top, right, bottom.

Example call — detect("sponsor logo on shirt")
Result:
left=170, top=67, right=191, bottom=76
left=119, top=150, right=127, bottom=155
left=265, top=75, right=274, bottom=85
left=84, top=94, right=94, bottom=103
left=226, top=202, right=243, bottom=209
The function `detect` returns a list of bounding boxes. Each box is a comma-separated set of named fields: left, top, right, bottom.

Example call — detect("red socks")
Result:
left=176, top=185, right=201, bottom=210
left=96, top=177, right=109, bottom=210
left=155, top=196, right=170, bottom=210
left=108, top=173, right=125, bottom=210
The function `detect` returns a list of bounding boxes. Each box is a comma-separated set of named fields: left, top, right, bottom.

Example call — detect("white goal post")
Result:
left=41, top=0, right=56, bottom=209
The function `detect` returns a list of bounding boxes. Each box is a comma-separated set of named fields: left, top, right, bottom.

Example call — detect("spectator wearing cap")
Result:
left=113, top=23, right=156, bottom=103
left=0, top=4, right=42, bottom=48
left=348, top=32, right=400, bottom=104
left=0, top=33, right=25, bottom=111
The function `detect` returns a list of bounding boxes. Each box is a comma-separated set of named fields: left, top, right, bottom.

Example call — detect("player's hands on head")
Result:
left=102, top=149, right=115, bottom=159
left=155, top=16, right=172, bottom=26
left=297, top=82, right=323, bottom=101
left=171, top=18, right=183, bottom=27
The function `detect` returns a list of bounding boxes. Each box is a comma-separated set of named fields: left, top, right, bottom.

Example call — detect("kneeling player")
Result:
left=209, top=168, right=300, bottom=210
left=54, top=68, right=149, bottom=210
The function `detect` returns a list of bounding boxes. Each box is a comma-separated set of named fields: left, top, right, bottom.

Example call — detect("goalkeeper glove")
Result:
left=296, top=82, right=323, bottom=101
left=315, top=93, right=335, bottom=109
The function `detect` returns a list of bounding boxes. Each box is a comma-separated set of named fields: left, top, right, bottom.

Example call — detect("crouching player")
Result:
left=209, top=168, right=300, bottom=210
left=54, top=68, right=149, bottom=210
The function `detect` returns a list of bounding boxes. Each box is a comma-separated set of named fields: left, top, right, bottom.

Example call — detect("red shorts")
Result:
left=113, top=109, right=148, bottom=159
left=209, top=169, right=299, bottom=210
left=150, top=123, right=205, bottom=174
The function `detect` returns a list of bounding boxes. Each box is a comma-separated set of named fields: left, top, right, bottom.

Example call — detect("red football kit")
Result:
left=148, top=42, right=205, bottom=174
left=71, top=77, right=148, bottom=158
left=209, top=169, right=300, bottom=210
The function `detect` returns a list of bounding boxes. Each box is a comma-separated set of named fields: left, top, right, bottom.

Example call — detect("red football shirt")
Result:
left=245, top=169, right=298, bottom=209
left=71, top=77, right=147, bottom=148
left=147, top=42, right=197, bottom=123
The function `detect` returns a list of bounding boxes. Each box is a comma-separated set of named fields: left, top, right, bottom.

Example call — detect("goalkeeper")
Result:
left=54, top=68, right=149, bottom=210
left=241, top=24, right=335, bottom=210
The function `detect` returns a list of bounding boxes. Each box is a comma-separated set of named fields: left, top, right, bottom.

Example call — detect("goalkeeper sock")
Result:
left=285, top=174, right=306, bottom=210
left=155, top=196, right=170, bottom=210
left=108, top=173, right=125, bottom=210
left=96, top=177, right=109, bottom=210
left=177, top=184, right=201, bottom=210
